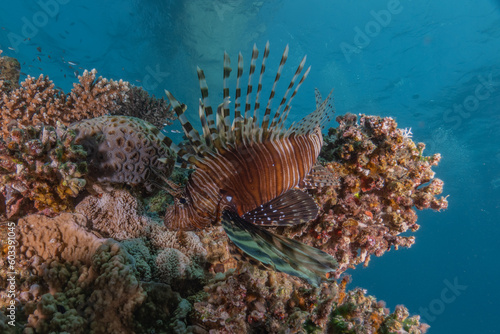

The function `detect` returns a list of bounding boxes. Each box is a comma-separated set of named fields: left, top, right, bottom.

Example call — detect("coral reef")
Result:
left=114, top=85, right=176, bottom=129
left=280, top=113, right=448, bottom=276
left=0, top=50, right=20, bottom=92
left=69, top=115, right=176, bottom=192
left=0, top=123, right=88, bottom=218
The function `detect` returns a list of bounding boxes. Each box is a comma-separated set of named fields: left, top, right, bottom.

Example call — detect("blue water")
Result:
left=1, top=1, right=499, bottom=333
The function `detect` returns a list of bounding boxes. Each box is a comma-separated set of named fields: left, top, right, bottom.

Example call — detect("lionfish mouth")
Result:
left=162, top=42, right=338, bottom=286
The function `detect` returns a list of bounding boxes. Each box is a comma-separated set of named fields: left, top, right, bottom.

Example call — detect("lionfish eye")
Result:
left=179, top=197, right=187, bottom=204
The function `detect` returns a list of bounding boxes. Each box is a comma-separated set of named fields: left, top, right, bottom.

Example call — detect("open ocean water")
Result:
left=1, top=0, right=499, bottom=333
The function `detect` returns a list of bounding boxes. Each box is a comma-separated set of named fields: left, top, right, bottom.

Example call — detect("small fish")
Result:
left=8, top=47, right=15, bottom=51
left=170, top=130, right=181, bottom=134
left=161, top=43, right=337, bottom=285
left=68, top=61, right=77, bottom=66
left=37, top=46, right=42, bottom=52
left=37, top=56, right=41, bottom=61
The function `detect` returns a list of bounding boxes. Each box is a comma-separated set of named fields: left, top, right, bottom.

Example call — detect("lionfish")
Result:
left=161, top=42, right=338, bottom=285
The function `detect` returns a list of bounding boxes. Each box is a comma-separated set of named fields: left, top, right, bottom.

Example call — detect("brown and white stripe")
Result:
left=163, top=43, right=334, bottom=230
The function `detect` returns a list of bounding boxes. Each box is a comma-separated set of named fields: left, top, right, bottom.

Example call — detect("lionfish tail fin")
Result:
left=222, top=211, right=338, bottom=286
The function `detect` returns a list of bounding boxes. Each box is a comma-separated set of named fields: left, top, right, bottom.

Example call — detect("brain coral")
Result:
left=69, top=115, right=176, bottom=192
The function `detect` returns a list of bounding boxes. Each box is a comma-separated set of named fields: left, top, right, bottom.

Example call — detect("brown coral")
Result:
left=75, top=186, right=154, bottom=240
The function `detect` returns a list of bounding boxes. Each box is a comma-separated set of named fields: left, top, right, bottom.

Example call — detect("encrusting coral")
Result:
left=279, top=113, right=448, bottom=275
left=0, top=123, right=88, bottom=218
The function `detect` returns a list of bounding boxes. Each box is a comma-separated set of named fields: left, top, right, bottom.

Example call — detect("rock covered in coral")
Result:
left=0, top=123, right=87, bottom=218
left=0, top=50, right=20, bottom=92
left=69, top=115, right=176, bottom=192
left=114, top=85, right=176, bottom=129
left=280, top=113, right=448, bottom=275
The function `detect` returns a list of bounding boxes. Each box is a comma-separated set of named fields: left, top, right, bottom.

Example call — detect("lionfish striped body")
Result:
left=163, top=43, right=337, bottom=285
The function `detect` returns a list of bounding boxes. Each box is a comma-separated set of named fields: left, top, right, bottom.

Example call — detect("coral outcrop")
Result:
left=281, top=113, right=448, bottom=275
left=0, top=123, right=87, bottom=218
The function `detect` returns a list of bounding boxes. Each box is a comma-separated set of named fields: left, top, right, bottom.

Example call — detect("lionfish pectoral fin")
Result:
left=301, top=164, right=339, bottom=189
left=242, top=189, right=318, bottom=226
left=221, top=210, right=338, bottom=286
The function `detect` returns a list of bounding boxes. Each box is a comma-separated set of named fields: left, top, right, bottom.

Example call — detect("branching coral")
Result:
left=0, top=68, right=130, bottom=140
left=281, top=113, right=448, bottom=276
left=0, top=123, right=87, bottom=218
left=65, top=69, right=130, bottom=122
left=114, top=85, right=175, bottom=129
left=0, top=74, right=67, bottom=138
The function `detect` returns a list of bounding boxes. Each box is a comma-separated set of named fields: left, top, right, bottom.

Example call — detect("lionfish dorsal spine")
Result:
left=269, top=55, right=307, bottom=131
left=252, top=42, right=270, bottom=125
left=276, top=65, right=312, bottom=134
left=232, top=53, right=244, bottom=145
left=245, top=45, right=259, bottom=117
left=197, top=67, right=218, bottom=140
left=261, top=44, right=289, bottom=133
